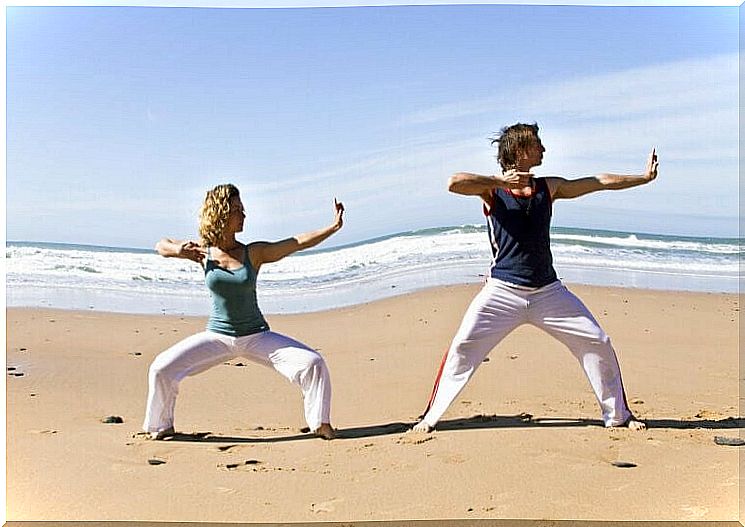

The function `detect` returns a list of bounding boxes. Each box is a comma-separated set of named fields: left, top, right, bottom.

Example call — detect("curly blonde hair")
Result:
left=199, top=183, right=240, bottom=246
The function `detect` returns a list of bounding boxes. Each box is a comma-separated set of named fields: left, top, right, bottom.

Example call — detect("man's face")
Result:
left=522, top=135, right=545, bottom=168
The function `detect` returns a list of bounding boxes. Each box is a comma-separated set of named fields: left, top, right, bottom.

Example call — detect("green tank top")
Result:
left=204, top=245, right=270, bottom=337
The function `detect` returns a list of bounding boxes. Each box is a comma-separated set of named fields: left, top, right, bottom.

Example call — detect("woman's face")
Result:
left=226, top=195, right=246, bottom=234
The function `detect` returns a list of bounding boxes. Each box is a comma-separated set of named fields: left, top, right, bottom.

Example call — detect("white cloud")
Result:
left=402, top=53, right=738, bottom=127
left=233, top=48, right=740, bottom=239
left=10, top=52, right=737, bottom=246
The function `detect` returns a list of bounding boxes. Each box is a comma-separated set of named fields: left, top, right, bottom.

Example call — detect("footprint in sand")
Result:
left=396, top=434, right=434, bottom=445
left=219, top=459, right=262, bottom=471
left=442, top=454, right=466, bottom=464
left=694, top=409, right=724, bottom=420
left=311, top=497, right=344, bottom=513
left=216, top=444, right=240, bottom=452
left=215, top=486, right=238, bottom=495
left=610, top=460, right=637, bottom=468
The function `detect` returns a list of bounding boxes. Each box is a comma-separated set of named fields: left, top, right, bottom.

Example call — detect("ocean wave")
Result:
left=551, top=232, right=740, bottom=254
left=7, top=226, right=739, bottom=307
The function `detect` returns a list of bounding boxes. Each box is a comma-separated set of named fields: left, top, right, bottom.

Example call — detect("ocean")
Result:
left=6, top=225, right=741, bottom=315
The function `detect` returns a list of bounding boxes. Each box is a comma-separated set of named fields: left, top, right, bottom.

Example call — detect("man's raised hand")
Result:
left=645, top=148, right=659, bottom=182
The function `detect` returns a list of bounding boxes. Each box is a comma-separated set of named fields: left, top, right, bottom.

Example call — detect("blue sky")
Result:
left=6, top=2, right=739, bottom=248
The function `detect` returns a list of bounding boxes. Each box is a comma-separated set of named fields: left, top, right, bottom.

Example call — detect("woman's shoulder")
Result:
left=245, top=241, right=266, bottom=270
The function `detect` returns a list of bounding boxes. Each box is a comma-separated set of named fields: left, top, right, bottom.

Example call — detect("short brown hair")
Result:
left=490, top=122, right=540, bottom=171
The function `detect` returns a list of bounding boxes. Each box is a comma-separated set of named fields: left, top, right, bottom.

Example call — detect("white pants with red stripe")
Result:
left=142, top=330, right=332, bottom=433
left=420, top=279, right=632, bottom=428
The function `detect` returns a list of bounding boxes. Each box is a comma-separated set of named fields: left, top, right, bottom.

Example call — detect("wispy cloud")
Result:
left=393, top=52, right=738, bottom=200
left=402, top=53, right=737, bottom=127
left=10, top=52, right=738, bottom=245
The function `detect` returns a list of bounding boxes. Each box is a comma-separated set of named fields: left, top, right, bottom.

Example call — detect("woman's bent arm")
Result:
left=250, top=199, right=344, bottom=268
left=155, top=238, right=205, bottom=264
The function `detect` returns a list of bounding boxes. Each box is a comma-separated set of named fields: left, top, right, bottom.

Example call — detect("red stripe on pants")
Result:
left=420, top=348, right=450, bottom=418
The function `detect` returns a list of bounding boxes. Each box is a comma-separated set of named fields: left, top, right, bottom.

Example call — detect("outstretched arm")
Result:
left=448, top=170, right=534, bottom=202
left=155, top=238, right=206, bottom=265
left=249, top=199, right=345, bottom=269
left=548, top=148, right=659, bottom=200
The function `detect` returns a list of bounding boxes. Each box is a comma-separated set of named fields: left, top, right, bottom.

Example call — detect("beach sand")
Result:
left=5, top=284, right=742, bottom=524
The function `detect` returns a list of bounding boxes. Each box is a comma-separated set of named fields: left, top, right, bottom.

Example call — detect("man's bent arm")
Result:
left=448, top=171, right=533, bottom=200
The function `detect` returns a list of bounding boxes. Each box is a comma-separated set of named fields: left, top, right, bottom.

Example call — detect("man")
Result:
left=413, top=123, right=655, bottom=433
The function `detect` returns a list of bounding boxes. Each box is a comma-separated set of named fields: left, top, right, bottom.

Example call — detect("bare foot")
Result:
left=609, top=417, right=646, bottom=431
left=410, top=420, right=433, bottom=433
left=625, top=418, right=646, bottom=431
left=313, top=423, right=336, bottom=440
left=143, top=427, right=175, bottom=440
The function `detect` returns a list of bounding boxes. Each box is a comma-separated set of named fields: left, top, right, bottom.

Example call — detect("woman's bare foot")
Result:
left=410, top=420, right=433, bottom=433
left=313, top=423, right=336, bottom=440
left=146, top=427, right=175, bottom=440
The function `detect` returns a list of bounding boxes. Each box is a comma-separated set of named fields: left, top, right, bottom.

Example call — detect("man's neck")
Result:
left=510, top=175, right=536, bottom=198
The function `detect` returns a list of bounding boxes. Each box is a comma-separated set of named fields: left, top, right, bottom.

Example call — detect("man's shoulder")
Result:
left=535, top=175, right=565, bottom=198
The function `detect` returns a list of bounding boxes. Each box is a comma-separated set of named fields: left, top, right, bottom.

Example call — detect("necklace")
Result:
left=508, top=179, right=536, bottom=216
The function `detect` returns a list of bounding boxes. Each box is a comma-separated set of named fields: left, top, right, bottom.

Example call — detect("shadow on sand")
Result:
left=156, top=413, right=743, bottom=444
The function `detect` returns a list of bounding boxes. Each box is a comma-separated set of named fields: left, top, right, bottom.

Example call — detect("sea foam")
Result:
left=6, top=226, right=740, bottom=314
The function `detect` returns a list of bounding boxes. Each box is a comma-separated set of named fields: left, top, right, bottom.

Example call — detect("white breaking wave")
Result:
left=551, top=232, right=740, bottom=254
left=6, top=226, right=741, bottom=314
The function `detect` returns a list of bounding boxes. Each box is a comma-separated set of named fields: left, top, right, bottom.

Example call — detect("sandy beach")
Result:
left=5, top=283, right=742, bottom=524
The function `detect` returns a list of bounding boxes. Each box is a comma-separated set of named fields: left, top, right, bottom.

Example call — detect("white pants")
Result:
left=420, top=279, right=633, bottom=428
left=142, top=330, right=332, bottom=433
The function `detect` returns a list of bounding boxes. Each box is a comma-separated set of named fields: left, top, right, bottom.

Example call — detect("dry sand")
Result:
left=5, top=284, right=742, bottom=524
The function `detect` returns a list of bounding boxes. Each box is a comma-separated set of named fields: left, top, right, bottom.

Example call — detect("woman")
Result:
left=142, top=183, right=344, bottom=440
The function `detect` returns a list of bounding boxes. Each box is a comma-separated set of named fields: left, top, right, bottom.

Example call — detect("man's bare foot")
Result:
left=410, top=420, right=433, bottom=433
left=145, top=427, right=175, bottom=440
left=610, top=417, right=646, bottom=431
left=625, top=418, right=646, bottom=431
left=313, top=423, right=336, bottom=440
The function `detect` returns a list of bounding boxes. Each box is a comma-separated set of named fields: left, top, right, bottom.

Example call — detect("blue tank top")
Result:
left=204, top=245, right=270, bottom=337
left=485, top=177, right=558, bottom=288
